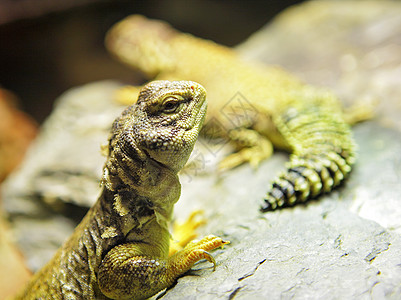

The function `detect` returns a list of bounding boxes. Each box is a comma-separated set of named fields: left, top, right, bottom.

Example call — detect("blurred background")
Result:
left=0, top=0, right=304, bottom=124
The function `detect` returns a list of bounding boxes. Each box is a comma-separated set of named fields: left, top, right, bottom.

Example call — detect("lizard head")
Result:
left=110, top=80, right=207, bottom=175
left=105, top=15, right=177, bottom=78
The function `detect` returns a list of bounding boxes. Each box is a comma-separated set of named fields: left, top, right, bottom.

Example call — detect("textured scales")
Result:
left=15, top=80, right=227, bottom=300
left=106, top=15, right=357, bottom=211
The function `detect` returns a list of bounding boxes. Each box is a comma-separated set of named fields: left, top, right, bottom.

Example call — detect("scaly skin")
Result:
left=105, top=15, right=362, bottom=211
left=14, top=80, right=228, bottom=300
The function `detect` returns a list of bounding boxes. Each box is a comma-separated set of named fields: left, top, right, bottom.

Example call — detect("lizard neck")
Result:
left=100, top=140, right=181, bottom=237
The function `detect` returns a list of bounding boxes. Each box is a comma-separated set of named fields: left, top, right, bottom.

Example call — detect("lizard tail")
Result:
left=261, top=100, right=355, bottom=212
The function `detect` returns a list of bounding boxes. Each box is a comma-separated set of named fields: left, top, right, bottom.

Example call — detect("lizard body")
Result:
left=15, top=80, right=227, bottom=300
left=106, top=15, right=360, bottom=211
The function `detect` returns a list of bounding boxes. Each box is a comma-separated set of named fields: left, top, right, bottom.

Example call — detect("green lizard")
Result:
left=14, top=80, right=227, bottom=300
left=106, top=15, right=371, bottom=212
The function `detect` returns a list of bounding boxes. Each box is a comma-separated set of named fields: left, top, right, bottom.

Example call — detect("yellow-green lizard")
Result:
left=14, top=80, right=227, bottom=300
left=106, top=15, right=371, bottom=212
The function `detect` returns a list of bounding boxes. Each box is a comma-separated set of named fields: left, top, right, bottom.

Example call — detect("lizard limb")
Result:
left=168, top=235, right=229, bottom=273
left=219, top=128, right=274, bottom=170
left=98, top=232, right=226, bottom=300
left=169, top=210, right=206, bottom=255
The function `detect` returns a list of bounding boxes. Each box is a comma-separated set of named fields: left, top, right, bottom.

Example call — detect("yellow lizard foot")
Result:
left=170, top=210, right=206, bottom=256
left=218, top=148, right=266, bottom=170
left=168, top=235, right=229, bottom=273
left=218, top=128, right=273, bottom=170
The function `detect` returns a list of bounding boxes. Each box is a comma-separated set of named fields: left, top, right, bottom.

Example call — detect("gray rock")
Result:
left=2, top=0, right=401, bottom=298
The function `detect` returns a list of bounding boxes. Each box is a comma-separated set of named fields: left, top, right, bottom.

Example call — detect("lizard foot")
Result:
left=169, top=210, right=206, bottom=255
left=168, top=235, right=229, bottom=273
left=218, top=148, right=266, bottom=170
left=218, top=128, right=273, bottom=170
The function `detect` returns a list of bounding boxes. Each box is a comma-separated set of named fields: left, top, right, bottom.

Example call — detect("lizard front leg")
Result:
left=169, top=210, right=206, bottom=255
left=98, top=235, right=228, bottom=300
left=219, top=127, right=273, bottom=170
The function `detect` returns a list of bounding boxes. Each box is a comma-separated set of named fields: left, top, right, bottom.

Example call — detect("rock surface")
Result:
left=2, top=0, right=401, bottom=298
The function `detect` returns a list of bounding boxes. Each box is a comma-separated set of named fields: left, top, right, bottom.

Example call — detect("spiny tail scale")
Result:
left=261, top=93, right=355, bottom=212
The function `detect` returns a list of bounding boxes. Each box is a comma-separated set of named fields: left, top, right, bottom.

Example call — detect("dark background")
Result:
left=0, top=0, right=303, bottom=123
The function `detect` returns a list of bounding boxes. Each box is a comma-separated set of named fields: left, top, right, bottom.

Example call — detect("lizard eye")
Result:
left=162, top=96, right=181, bottom=113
